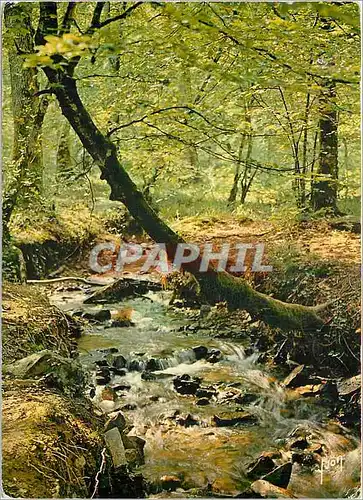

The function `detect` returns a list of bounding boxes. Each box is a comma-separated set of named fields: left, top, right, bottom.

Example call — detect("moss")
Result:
left=2, top=282, right=79, bottom=365
left=2, top=240, right=27, bottom=282
left=2, top=387, right=103, bottom=498
left=197, top=269, right=324, bottom=332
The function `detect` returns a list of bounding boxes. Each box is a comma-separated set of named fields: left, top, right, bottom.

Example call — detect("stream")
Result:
left=50, top=284, right=360, bottom=499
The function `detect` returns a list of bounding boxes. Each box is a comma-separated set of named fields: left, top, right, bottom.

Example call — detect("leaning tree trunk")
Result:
left=3, top=3, right=48, bottom=234
left=36, top=3, right=325, bottom=333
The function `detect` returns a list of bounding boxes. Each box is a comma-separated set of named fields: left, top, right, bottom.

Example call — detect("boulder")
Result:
left=261, top=462, right=292, bottom=488
left=193, top=346, right=209, bottom=360
left=238, top=393, right=260, bottom=405
left=107, top=319, right=134, bottom=328
left=96, top=376, right=109, bottom=385
left=206, top=349, right=222, bottom=363
left=4, top=350, right=85, bottom=395
left=145, top=358, right=161, bottom=371
left=160, top=475, right=181, bottom=491
left=104, top=427, right=127, bottom=468
left=246, top=455, right=276, bottom=480
left=111, top=368, right=127, bottom=376
left=112, top=354, right=127, bottom=370
left=81, top=309, right=111, bottom=322
left=122, top=403, right=138, bottom=411
left=291, top=452, right=319, bottom=466
left=195, top=388, right=216, bottom=399
left=337, top=375, right=361, bottom=398
left=176, top=413, right=199, bottom=427
left=104, top=411, right=127, bottom=433
left=125, top=448, right=143, bottom=467
left=121, top=434, right=145, bottom=465
left=249, top=480, right=295, bottom=498
left=288, top=437, right=309, bottom=451
left=282, top=365, right=319, bottom=389
left=95, top=359, right=109, bottom=367
left=173, top=374, right=201, bottom=395
left=110, top=383, right=131, bottom=392
left=196, top=398, right=210, bottom=406
left=5, top=350, right=64, bottom=378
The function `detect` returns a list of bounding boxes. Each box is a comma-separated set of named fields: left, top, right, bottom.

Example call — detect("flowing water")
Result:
left=51, top=287, right=361, bottom=498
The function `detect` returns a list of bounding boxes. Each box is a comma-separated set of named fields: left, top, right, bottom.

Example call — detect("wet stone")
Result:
left=173, top=374, right=201, bottom=395
left=213, top=412, right=258, bottom=427
left=193, top=346, right=209, bottom=360
left=129, top=359, right=143, bottom=371
left=261, top=462, right=292, bottom=488
left=107, top=318, right=134, bottom=328
left=288, top=437, right=309, bottom=450
left=145, top=358, right=161, bottom=371
left=95, top=359, right=109, bottom=367
left=112, top=354, right=127, bottom=370
left=196, top=398, right=210, bottom=406
left=104, top=411, right=127, bottom=432
left=160, top=475, right=181, bottom=491
left=96, top=376, right=109, bottom=385
left=111, top=368, right=127, bottom=376
left=239, top=393, right=260, bottom=404
left=195, top=388, right=216, bottom=399
left=246, top=455, right=276, bottom=480
left=176, top=413, right=199, bottom=427
left=104, top=427, right=127, bottom=469
left=206, top=349, right=222, bottom=363
left=111, top=383, right=131, bottom=392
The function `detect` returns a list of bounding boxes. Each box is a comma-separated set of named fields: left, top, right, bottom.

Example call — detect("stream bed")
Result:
left=50, top=285, right=361, bottom=499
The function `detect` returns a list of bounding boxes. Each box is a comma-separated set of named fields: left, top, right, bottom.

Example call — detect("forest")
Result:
left=2, top=2, right=361, bottom=499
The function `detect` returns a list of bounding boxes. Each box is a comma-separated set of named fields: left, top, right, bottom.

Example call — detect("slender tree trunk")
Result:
left=3, top=3, right=48, bottom=232
left=240, top=124, right=253, bottom=204
left=56, top=120, right=72, bottom=180
left=228, top=135, right=245, bottom=204
left=36, top=3, right=325, bottom=333
left=300, top=92, right=311, bottom=209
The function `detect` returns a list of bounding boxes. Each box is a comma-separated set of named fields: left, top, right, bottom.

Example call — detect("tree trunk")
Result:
left=311, top=81, right=338, bottom=212
left=228, top=135, right=245, bottom=204
left=240, top=124, right=253, bottom=204
left=56, top=119, right=72, bottom=180
left=36, top=4, right=325, bottom=333
left=3, top=3, right=48, bottom=231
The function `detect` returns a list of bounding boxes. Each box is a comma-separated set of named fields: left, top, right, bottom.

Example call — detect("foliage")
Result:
left=2, top=2, right=360, bottom=235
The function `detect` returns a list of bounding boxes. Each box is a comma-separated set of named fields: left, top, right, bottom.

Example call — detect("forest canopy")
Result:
left=2, top=1, right=360, bottom=231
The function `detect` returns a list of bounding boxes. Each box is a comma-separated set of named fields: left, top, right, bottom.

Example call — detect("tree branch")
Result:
left=59, top=2, right=76, bottom=35
left=92, top=2, right=143, bottom=30
left=107, top=106, right=236, bottom=137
